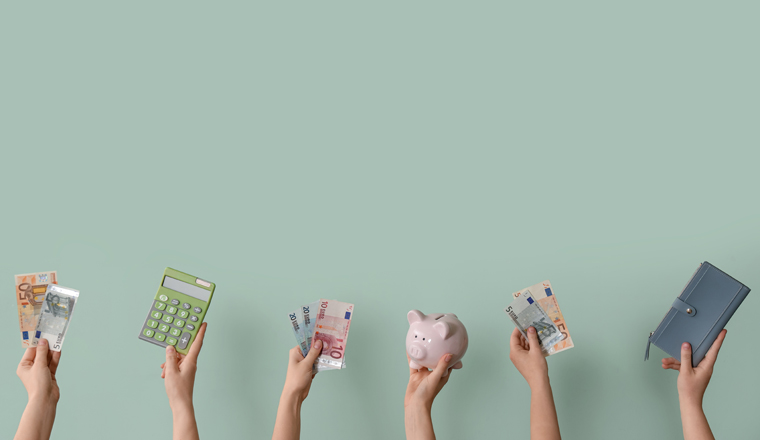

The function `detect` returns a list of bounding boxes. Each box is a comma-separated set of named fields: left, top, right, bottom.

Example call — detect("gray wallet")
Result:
left=645, top=261, right=750, bottom=367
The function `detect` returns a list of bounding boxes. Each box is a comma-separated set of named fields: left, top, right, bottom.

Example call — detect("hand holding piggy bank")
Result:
left=406, top=310, right=468, bottom=376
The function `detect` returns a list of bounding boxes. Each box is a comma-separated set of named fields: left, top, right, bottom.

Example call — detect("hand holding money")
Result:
left=16, top=339, right=62, bottom=404
left=509, top=327, right=549, bottom=388
left=283, top=339, right=323, bottom=402
left=15, top=339, right=62, bottom=440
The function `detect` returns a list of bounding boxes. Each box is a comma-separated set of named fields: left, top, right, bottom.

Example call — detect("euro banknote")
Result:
left=312, top=299, right=354, bottom=370
left=15, top=271, right=58, bottom=348
left=288, top=308, right=309, bottom=356
left=287, top=301, right=348, bottom=372
left=34, top=285, right=79, bottom=351
left=505, top=290, right=564, bottom=353
left=513, top=280, right=574, bottom=356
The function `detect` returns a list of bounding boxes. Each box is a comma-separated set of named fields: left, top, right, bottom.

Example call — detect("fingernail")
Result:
left=167, top=345, right=174, bottom=352
left=315, top=340, right=322, bottom=348
left=445, top=354, right=452, bottom=362
left=682, top=343, right=689, bottom=349
left=39, top=339, right=47, bottom=346
left=528, top=327, right=536, bottom=334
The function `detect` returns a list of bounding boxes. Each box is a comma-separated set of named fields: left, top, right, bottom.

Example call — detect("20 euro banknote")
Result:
left=505, top=290, right=564, bottom=353
left=513, top=280, right=574, bottom=356
left=34, top=285, right=79, bottom=351
left=15, top=271, right=58, bottom=348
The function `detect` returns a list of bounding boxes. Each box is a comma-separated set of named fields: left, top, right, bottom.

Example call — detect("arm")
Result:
left=662, top=329, right=727, bottom=440
left=272, top=339, right=323, bottom=440
left=162, top=322, right=208, bottom=440
left=404, top=354, right=454, bottom=440
left=509, top=327, right=561, bottom=440
left=15, top=339, right=62, bottom=440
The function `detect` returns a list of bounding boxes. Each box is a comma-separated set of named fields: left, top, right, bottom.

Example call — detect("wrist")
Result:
left=169, top=398, right=194, bottom=413
left=27, top=393, right=57, bottom=408
left=528, top=375, right=551, bottom=391
left=678, top=392, right=704, bottom=409
left=281, top=388, right=306, bottom=407
left=405, top=398, right=433, bottom=414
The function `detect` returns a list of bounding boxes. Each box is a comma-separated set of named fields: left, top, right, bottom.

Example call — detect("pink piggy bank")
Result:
left=406, top=310, right=468, bottom=376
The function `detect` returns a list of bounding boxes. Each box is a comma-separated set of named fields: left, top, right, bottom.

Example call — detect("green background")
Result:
left=1, top=2, right=758, bottom=439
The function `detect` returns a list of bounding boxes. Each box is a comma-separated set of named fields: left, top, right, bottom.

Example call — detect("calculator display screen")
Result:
left=162, top=276, right=211, bottom=301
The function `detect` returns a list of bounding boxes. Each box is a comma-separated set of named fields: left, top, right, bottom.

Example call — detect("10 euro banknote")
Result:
left=512, top=280, right=574, bottom=355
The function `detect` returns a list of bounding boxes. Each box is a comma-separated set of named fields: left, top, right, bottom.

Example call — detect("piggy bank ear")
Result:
left=408, top=310, right=425, bottom=324
left=433, top=321, right=451, bottom=339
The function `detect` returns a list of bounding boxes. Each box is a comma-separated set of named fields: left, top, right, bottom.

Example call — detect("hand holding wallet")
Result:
left=645, top=262, right=750, bottom=367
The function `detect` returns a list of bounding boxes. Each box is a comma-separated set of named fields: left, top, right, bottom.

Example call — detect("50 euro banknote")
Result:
left=34, top=285, right=79, bottom=352
left=15, top=271, right=58, bottom=348
left=512, top=280, right=574, bottom=356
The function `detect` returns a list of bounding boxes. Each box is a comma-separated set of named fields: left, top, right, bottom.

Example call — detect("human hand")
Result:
left=404, top=353, right=454, bottom=411
left=282, top=340, right=323, bottom=402
left=662, top=329, right=726, bottom=405
left=162, top=323, right=207, bottom=409
left=17, top=339, right=62, bottom=404
left=509, top=327, right=549, bottom=388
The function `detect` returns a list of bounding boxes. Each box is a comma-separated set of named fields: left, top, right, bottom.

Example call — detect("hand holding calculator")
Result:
left=138, top=268, right=215, bottom=355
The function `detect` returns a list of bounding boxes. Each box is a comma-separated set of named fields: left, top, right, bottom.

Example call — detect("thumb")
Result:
left=526, top=327, right=541, bottom=352
left=34, top=339, right=50, bottom=368
left=165, top=345, right=179, bottom=374
left=680, top=342, right=694, bottom=373
left=429, top=353, right=453, bottom=383
left=305, top=339, right=323, bottom=363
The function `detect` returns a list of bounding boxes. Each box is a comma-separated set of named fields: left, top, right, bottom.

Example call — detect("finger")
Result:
left=50, top=351, right=62, bottom=375
left=428, top=353, right=452, bottom=383
left=34, top=339, right=50, bottom=368
left=680, top=342, right=693, bottom=373
left=184, top=322, right=207, bottom=365
left=20, top=347, right=37, bottom=366
left=165, top=345, right=179, bottom=374
left=407, top=353, right=417, bottom=376
left=509, top=328, right=524, bottom=351
left=305, top=339, right=323, bottom=364
left=526, top=327, right=541, bottom=352
left=703, top=329, right=727, bottom=366
left=160, top=362, right=166, bottom=369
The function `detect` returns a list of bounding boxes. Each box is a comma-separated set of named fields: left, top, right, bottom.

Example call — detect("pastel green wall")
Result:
left=1, top=2, right=758, bottom=439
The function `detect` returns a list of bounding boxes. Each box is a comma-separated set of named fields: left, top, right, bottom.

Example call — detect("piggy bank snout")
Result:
left=408, top=344, right=427, bottom=360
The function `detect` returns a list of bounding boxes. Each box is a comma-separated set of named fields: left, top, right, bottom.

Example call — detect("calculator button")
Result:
left=151, top=311, right=163, bottom=320
left=178, top=310, right=189, bottom=319
left=162, top=315, right=174, bottom=324
left=166, top=337, right=178, bottom=346
left=170, top=328, right=182, bottom=337
left=178, top=332, right=192, bottom=350
left=183, top=303, right=191, bottom=309
left=175, top=320, right=185, bottom=328
left=154, top=302, right=166, bottom=311
left=167, top=306, right=177, bottom=315
left=154, top=333, right=166, bottom=342
left=190, top=315, right=199, bottom=322
left=171, top=299, right=180, bottom=306
left=143, top=329, right=155, bottom=338
left=159, top=294, right=168, bottom=302
left=186, top=324, right=195, bottom=331
left=159, top=324, right=170, bottom=333
left=193, top=307, right=202, bottom=313
left=147, top=320, right=158, bottom=329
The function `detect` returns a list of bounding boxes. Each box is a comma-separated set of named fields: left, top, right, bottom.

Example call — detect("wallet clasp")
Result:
left=672, top=297, right=697, bottom=317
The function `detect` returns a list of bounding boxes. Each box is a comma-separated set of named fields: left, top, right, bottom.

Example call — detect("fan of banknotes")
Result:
left=15, top=271, right=80, bottom=351
left=505, top=280, right=573, bottom=356
left=288, top=299, right=354, bottom=372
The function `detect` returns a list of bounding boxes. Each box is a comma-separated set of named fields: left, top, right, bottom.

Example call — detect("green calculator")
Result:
left=138, top=268, right=215, bottom=355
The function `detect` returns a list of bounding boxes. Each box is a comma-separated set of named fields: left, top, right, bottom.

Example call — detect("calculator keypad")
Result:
left=141, top=296, right=207, bottom=353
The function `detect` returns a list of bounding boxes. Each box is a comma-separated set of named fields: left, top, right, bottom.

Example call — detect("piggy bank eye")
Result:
left=415, top=335, right=417, bottom=338
left=422, top=338, right=425, bottom=341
